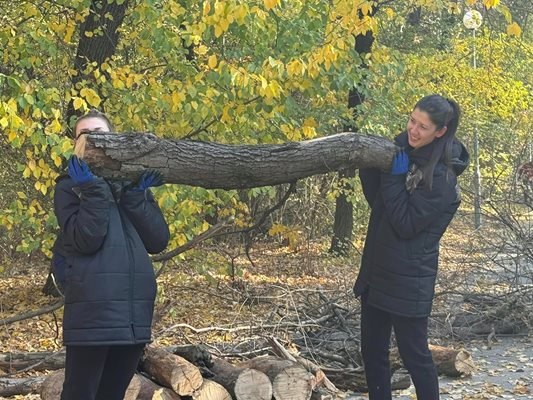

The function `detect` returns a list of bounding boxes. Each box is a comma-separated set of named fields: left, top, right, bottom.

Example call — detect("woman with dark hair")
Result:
left=354, top=95, right=469, bottom=399
left=52, top=109, right=170, bottom=400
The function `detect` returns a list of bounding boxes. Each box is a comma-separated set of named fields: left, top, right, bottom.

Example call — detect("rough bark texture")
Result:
left=0, top=350, right=65, bottom=372
left=390, top=344, right=475, bottom=377
left=209, top=357, right=272, bottom=400
left=141, top=346, right=203, bottom=396
left=0, top=376, right=45, bottom=397
left=74, top=132, right=397, bottom=189
left=66, top=0, right=129, bottom=129
left=330, top=26, right=375, bottom=255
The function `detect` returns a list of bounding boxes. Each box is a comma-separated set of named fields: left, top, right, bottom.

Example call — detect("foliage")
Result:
left=0, top=0, right=528, bottom=263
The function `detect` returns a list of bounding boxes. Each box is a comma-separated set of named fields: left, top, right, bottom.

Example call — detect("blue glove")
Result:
left=68, top=155, right=96, bottom=185
left=391, top=150, right=409, bottom=175
left=130, top=170, right=165, bottom=192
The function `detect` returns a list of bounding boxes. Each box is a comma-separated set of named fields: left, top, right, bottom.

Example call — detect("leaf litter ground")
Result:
left=0, top=216, right=531, bottom=399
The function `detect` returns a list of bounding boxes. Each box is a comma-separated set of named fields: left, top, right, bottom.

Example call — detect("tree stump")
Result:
left=141, top=346, right=203, bottom=396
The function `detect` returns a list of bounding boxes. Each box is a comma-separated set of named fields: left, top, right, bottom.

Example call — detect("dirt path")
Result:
left=343, top=336, right=532, bottom=399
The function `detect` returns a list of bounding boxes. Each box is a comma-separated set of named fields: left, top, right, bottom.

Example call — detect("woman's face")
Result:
left=406, top=108, right=447, bottom=149
left=75, top=117, right=111, bottom=139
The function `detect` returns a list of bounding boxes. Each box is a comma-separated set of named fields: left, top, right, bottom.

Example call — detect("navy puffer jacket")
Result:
left=53, top=176, right=169, bottom=346
left=354, top=132, right=469, bottom=317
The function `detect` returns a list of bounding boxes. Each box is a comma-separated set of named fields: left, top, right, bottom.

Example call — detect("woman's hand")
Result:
left=391, top=150, right=409, bottom=175
left=68, top=155, right=96, bottom=185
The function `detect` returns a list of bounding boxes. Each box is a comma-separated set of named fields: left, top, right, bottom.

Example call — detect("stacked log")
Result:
left=7, top=342, right=475, bottom=398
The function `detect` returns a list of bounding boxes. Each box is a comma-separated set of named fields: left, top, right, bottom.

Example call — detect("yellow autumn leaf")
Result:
left=507, top=22, right=521, bottom=37
left=465, top=0, right=477, bottom=5
left=214, top=24, right=223, bottom=38
left=64, top=23, right=75, bottom=43
left=483, top=0, right=500, bottom=8
left=264, top=0, right=279, bottom=11
left=208, top=54, right=217, bottom=69
left=73, top=97, right=84, bottom=110
left=196, top=45, right=208, bottom=55
left=8, top=130, right=17, bottom=142
left=203, top=1, right=211, bottom=15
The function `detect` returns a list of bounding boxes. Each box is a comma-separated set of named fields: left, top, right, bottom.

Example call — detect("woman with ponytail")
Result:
left=354, top=95, right=469, bottom=399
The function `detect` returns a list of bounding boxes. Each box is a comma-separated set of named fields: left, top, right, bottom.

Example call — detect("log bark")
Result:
left=239, top=356, right=316, bottom=400
left=39, top=370, right=64, bottom=400
left=429, top=344, right=475, bottom=377
left=141, top=346, right=203, bottom=396
left=134, top=374, right=181, bottom=400
left=39, top=369, right=145, bottom=400
left=209, top=356, right=272, bottom=400
left=0, top=350, right=65, bottom=372
left=192, top=379, right=232, bottom=400
left=0, top=376, right=45, bottom=397
left=390, top=344, right=475, bottom=377
left=74, top=132, right=396, bottom=189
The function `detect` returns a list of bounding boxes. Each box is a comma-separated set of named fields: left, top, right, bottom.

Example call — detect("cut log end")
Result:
left=192, top=379, right=232, bottom=400
left=272, top=365, right=316, bottom=400
left=234, top=368, right=273, bottom=400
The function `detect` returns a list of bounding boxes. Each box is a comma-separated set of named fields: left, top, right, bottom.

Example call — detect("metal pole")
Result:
left=473, top=28, right=482, bottom=228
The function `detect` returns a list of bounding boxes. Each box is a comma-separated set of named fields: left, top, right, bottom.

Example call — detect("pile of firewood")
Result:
left=36, top=343, right=335, bottom=400
left=0, top=337, right=475, bottom=400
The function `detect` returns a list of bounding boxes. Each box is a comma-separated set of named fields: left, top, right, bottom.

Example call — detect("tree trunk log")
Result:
left=390, top=344, right=475, bottom=377
left=192, top=379, right=232, bottom=400
left=209, top=356, right=272, bottom=400
left=74, top=132, right=396, bottom=189
left=39, top=370, right=64, bottom=400
left=0, top=376, right=45, bottom=397
left=429, top=344, right=475, bottom=377
left=38, top=369, right=145, bottom=400
left=134, top=374, right=181, bottom=400
left=272, top=365, right=316, bottom=400
left=239, top=356, right=316, bottom=400
left=140, top=346, right=203, bottom=396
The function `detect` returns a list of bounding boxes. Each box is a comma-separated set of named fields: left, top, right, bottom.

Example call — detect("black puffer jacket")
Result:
left=53, top=176, right=169, bottom=346
left=354, top=132, right=469, bottom=317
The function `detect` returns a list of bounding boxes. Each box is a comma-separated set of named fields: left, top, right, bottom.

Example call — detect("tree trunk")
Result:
left=74, top=132, right=396, bottom=189
left=140, top=346, right=203, bottom=396
left=330, top=28, right=375, bottom=254
left=329, top=168, right=356, bottom=255
left=66, top=0, right=129, bottom=129
left=209, top=356, right=272, bottom=400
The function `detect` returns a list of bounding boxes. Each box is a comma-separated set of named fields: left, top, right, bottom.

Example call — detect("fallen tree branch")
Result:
left=0, top=300, right=64, bottom=325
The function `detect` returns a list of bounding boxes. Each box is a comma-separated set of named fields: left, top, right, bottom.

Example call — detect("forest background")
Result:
left=0, top=0, right=531, bottom=398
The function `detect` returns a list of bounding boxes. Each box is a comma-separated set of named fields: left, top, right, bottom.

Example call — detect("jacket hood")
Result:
left=394, top=131, right=469, bottom=176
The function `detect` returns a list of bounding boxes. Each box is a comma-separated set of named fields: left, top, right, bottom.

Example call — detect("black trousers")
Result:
left=361, top=296, right=439, bottom=400
left=60, top=344, right=145, bottom=400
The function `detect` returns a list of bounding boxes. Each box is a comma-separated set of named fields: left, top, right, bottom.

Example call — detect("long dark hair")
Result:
left=414, top=94, right=461, bottom=190
left=73, top=109, right=114, bottom=138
